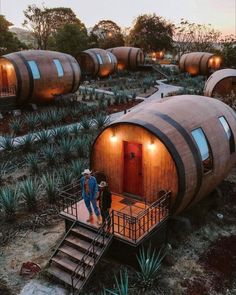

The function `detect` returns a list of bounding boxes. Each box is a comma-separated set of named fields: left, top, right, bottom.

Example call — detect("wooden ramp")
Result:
left=48, top=221, right=113, bottom=293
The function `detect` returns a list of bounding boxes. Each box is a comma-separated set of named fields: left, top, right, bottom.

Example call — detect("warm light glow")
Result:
left=108, top=32, right=112, bottom=37
left=110, top=134, right=117, bottom=142
left=6, top=64, right=13, bottom=70
left=148, top=142, right=155, bottom=150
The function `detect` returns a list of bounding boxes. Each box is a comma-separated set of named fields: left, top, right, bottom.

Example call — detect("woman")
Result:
left=97, top=181, right=112, bottom=228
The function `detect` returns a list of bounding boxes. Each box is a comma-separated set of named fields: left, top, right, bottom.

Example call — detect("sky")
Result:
left=1, top=0, right=236, bottom=36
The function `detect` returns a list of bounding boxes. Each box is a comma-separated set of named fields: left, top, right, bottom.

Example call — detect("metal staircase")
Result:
left=48, top=220, right=113, bottom=294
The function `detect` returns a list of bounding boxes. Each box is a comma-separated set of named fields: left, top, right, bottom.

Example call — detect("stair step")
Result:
left=71, top=226, right=109, bottom=244
left=48, top=265, right=83, bottom=290
left=59, top=245, right=94, bottom=267
left=51, top=255, right=90, bottom=278
left=66, top=235, right=102, bottom=256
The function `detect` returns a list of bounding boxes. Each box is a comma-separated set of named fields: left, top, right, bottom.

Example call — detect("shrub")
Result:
left=58, top=169, right=74, bottom=188
left=136, top=244, right=169, bottom=289
left=41, top=172, right=58, bottom=203
left=71, top=159, right=87, bottom=178
left=94, top=113, right=110, bottom=129
left=25, top=113, right=39, bottom=131
left=20, top=178, right=40, bottom=210
left=25, top=153, right=40, bottom=174
left=0, top=136, right=15, bottom=151
left=9, top=118, right=23, bottom=135
left=0, top=186, right=18, bottom=219
left=36, top=129, right=51, bottom=145
left=41, top=145, right=57, bottom=166
left=17, top=134, right=35, bottom=152
left=58, top=137, right=75, bottom=162
left=104, top=269, right=129, bottom=295
left=80, top=116, right=92, bottom=130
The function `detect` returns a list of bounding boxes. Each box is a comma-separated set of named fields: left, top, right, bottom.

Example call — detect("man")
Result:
left=80, top=169, right=101, bottom=225
left=97, top=181, right=112, bottom=229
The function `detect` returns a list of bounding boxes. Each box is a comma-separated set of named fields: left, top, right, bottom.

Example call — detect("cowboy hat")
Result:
left=99, top=181, right=108, bottom=187
left=82, top=169, right=92, bottom=175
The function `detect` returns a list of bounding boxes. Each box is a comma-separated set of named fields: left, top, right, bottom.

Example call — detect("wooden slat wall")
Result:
left=92, top=124, right=178, bottom=204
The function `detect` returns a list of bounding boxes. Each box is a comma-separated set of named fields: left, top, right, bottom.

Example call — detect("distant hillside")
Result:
left=10, top=27, right=37, bottom=48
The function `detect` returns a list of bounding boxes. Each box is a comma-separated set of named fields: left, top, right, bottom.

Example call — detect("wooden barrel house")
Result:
left=107, top=47, right=144, bottom=70
left=204, top=68, right=236, bottom=97
left=0, top=50, right=81, bottom=105
left=179, top=52, right=222, bottom=76
left=91, top=95, right=236, bottom=215
left=76, top=48, right=117, bottom=78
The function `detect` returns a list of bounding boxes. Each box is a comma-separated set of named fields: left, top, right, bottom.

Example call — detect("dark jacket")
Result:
left=97, top=187, right=112, bottom=210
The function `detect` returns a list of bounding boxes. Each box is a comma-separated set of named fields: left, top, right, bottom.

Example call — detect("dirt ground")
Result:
left=1, top=166, right=236, bottom=295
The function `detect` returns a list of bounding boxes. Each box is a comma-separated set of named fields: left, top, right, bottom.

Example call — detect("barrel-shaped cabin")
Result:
left=107, top=47, right=144, bottom=70
left=179, top=52, right=222, bottom=76
left=91, top=95, right=236, bottom=215
left=204, top=69, right=236, bottom=97
left=0, top=50, right=81, bottom=105
left=76, top=48, right=117, bottom=78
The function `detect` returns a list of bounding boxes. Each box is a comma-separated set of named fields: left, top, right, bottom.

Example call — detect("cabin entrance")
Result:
left=0, top=59, right=17, bottom=98
left=123, top=141, right=142, bottom=198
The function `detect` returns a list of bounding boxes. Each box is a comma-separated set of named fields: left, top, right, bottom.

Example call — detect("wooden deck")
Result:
left=60, top=194, right=147, bottom=228
left=60, top=193, right=170, bottom=244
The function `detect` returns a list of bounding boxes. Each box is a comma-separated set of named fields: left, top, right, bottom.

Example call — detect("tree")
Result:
left=220, top=35, right=236, bottom=68
left=127, top=14, right=174, bottom=52
left=0, top=15, right=27, bottom=55
left=23, top=5, right=78, bottom=49
left=53, top=22, right=88, bottom=56
left=174, top=19, right=221, bottom=58
left=91, top=20, right=124, bottom=49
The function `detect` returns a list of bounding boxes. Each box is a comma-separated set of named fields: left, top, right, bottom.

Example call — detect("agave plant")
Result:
left=58, top=137, right=75, bottom=162
left=71, top=124, right=81, bottom=136
left=20, top=178, right=40, bottom=210
left=0, top=186, right=18, bottom=219
left=0, top=162, right=8, bottom=183
left=71, top=159, right=87, bottom=178
left=0, top=135, right=15, bottom=151
left=36, top=129, right=51, bottom=145
left=41, top=172, right=58, bottom=203
left=104, top=269, right=129, bottom=295
left=80, top=116, right=92, bottom=131
left=25, top=153, right=39, bottom=174
left=51, top=126, right=69, bottom=142
left=58, top=169, right=74, bottom=188
left=41, top=145, right=57, bottom=166
left=9, top=118, right=23, bottom=135
left=74, top=138, right=87, bottom=158
left=38, top=112, right=51, bottom=128
left=136, top=244, right=169, bottom=289
left=94, top=113, right=110, bottom=129
left=17, top=134, right=35, bottom=153
left=48, top=109, right=62, bottom=125
left=25, top=113, right=39, bottom=131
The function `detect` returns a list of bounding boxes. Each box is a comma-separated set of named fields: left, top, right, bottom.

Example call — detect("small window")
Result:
left=27, top=61, right=40, bottom=80
left=191, top=128, right=213, bottom=173
left=107, top=52, right=113, bottom=63
left=53, top=59, right=64, bottom=77
left=96, top=53, right=103, bottom=65
left=219, top=116, right=235, bottom=154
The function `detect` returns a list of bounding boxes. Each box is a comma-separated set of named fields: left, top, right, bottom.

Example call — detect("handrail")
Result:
left=112, top=191, right=171, bottom=243
left=71, top=214, right=113, bottom=292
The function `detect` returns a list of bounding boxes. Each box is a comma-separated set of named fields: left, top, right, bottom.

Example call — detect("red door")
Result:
left=123, top=141, right=142, bottom=197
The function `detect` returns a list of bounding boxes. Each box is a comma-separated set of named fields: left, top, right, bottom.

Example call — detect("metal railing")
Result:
left=71, top=215, right=113, bottom=294
left=58, top=181, right=82, bottom=220
left=113, top=191, right=171, bottom=244
left=0, top=86, right=16, bottom=97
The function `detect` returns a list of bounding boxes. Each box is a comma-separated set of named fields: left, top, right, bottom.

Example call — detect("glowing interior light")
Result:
left=110, top=134, right=117, bottom=142
left=148, top=141, right=155, bottom=150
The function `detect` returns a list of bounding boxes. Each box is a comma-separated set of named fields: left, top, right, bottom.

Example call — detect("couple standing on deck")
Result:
left=80, top=169, right=112, bottom=228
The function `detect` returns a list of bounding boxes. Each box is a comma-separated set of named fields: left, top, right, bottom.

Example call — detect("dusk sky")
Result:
left=1, top=0, right=236, bottom=36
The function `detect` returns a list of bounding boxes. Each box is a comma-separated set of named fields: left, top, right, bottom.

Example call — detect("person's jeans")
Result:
left=101, top=209, right=111, bottom=227
left=83, top=195, right=100, bottom=217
